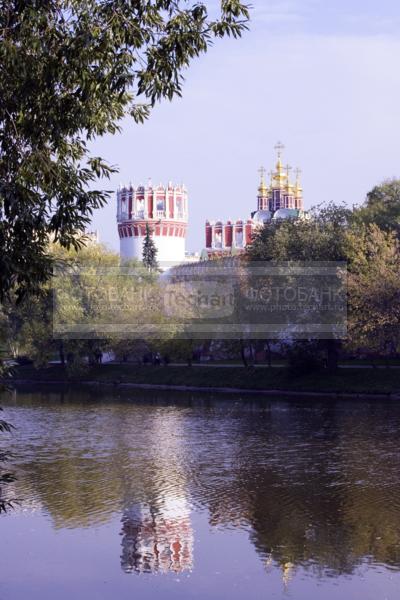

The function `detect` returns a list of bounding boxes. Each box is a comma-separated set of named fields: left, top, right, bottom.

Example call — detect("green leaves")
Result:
left=354, top=179, right=400, bottom=236
left=0, top=0, right=250, bottom=298
left=0, top=407, right=15, bottom=513
left=249, top=203, right=353, bottom=263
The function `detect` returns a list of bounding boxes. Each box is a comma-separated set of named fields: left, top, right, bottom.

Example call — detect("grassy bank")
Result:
left=7, top=363, right=400, bottom=395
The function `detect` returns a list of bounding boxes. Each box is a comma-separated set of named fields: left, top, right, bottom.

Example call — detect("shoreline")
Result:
left=3, top=377, right=400, bottom=401
left=3, top=363, right=400, bottom=401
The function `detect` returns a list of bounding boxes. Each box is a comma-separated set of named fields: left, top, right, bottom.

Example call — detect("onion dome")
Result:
left=253, top=210, right=272, bottom=225
left=273, top=208, right=299, bottom=220
left=258, top=166, right=268, bottom=196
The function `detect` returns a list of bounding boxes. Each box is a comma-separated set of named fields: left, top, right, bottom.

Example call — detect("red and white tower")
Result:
left=117, top=180, right=188, bottom=265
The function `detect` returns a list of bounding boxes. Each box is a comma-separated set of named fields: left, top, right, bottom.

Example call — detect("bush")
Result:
left=285, top=341, right=324, bottom=376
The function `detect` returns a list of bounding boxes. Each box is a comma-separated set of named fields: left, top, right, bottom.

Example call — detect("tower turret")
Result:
left=257, top=166, right=269, bottom=210
left=117, top=180, right=188, bottom=267
left=294, top=168, right=304, bottom=210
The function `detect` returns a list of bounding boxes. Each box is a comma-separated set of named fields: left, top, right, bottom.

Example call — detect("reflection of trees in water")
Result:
left=192, top=403, right=400, bottom=575
left=7, top=391, right=400, bottom=576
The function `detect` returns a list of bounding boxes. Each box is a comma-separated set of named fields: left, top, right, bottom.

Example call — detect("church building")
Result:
left=204, top=143, right=306, bottom=258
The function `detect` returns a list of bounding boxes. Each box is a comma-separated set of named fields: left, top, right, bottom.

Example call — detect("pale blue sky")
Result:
left=91, top=0, right=400, bottom=252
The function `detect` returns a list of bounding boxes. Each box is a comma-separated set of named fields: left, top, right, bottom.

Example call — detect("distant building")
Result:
left=82, top=230, right=99, bottom=245
left=117, top=180, right=188, bottom=264
left=48, top=229, right=99, bottom=247
left=204, top=143, right=306, bottom=258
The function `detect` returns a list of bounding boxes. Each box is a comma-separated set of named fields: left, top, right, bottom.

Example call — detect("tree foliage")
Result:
left=355, top=179, right=400, bottom=236
left=346, top=224, right=400, bottom=357
left=248, top=203, right=353, bottom=262
left=0, top=240, right=173, bottom=370
left=247, top=198, right=400, bottom=367
left=0, top=0, right=249, bottom=299
left=247, top=204, right=353, bottom=369
left=0, top=405, right=15, bottom=513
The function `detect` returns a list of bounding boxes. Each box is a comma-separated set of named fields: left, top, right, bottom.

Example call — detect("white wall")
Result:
left=120, top=235, right=186, bottom=265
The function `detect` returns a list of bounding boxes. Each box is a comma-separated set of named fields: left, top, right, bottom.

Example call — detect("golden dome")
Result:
left=258, top=166, right=268, bottom=196
left=273, top=160, right=287, bottom=187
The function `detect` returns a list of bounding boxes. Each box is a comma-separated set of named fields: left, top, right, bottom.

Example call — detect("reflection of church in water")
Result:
left=121, top=497, right=193, bottom=574
left=120, top=413, right=193, bottom=575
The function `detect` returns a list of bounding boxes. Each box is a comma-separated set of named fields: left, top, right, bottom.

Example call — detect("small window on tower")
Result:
left=156, top=198, right=165, bottom=214
left=235, top=230, right=243, bottom=248
left=176, top=197, right=183, bottom=219
left=137, top=198, right=144, bottom=216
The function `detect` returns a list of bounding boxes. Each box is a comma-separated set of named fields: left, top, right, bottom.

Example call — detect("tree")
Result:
left=0, top=0, right=249, bottom=299
left=142, top=224, right=158, bottom=271
left=345, top=224, right=400, bottom=359
left=1, top=238, right=173, bottom=369
left=0, top=239, right=177, bottom=370
left=247, top=204, right=352, bottom=371
left=0, top=241, right=122, bottom=369
left=355, top=179, right=400, bottom=236
left=248, top=203, right=352, bottom=263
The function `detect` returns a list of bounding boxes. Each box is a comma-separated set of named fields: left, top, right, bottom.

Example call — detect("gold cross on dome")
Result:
left=285, top=164, right=292, bottom=177
left=274, top=141, right=285, bottom=158
left=295, top=168, right=302, bottom=180
left=258, top=166, right=266, bottom=179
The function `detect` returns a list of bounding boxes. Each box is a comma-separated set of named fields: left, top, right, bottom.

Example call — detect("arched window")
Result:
left=121, top=197, right=127, bottom=215
left=156, top=196, right=165, bottom=217
left=176, top=197, right=183, bottom=219
left=136, top=198, right=145, bottom=217
left=235, top=224, right=243, bottom=248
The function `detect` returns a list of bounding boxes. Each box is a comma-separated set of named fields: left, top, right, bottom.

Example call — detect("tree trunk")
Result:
left=326, top=339, right=339, bottom=372
left=239, top=339, right=248, bottom=368
left=249, top=343, right=255, bottom=365
left=265, top=341, right=272, bottom=368
left=59, top=341, right=65, bottom=367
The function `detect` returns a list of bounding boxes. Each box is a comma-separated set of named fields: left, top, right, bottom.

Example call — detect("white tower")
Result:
left=117, top=180, right=188, bottom=265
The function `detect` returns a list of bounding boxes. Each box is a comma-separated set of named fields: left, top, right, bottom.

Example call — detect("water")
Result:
left=1, top=387, right=400, bottom=600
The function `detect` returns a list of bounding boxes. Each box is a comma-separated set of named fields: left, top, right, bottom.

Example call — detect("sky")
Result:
left=90, top=0, right=400, bottom=252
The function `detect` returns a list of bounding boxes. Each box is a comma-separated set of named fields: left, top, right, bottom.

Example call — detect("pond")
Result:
left=1, top=387, right=400, bottom=599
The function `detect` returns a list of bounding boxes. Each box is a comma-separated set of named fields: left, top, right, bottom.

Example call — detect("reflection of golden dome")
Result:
left=282, top=561, right=294, bottom=588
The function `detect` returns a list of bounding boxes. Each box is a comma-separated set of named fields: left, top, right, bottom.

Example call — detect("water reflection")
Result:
left=121, top=499, right=193, bottom=574
left=120, top=405, right=193, bottom=574
left=2, top=388, right=400, bottom=586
